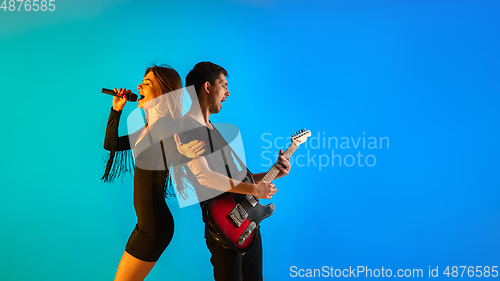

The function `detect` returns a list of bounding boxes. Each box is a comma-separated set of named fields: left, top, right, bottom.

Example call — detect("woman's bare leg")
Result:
left=114, top=251, right=156, bottom=281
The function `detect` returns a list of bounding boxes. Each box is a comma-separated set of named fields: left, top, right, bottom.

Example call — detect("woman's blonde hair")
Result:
left=145, top=65, right=193, bottom=199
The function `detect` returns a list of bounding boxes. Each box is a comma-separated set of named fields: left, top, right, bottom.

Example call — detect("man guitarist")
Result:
left=175, top=61, right=291, bottom=281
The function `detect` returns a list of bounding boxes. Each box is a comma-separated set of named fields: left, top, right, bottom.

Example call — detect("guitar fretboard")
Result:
left=261, top=142, right=298, bottom=182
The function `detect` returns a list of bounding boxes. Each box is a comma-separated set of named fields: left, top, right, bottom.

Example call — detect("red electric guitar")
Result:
left=205, top=129, right=311, bottom=253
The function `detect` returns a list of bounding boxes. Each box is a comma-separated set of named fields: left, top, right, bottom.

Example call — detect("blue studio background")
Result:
left=1, top=0, right=499, bottom=280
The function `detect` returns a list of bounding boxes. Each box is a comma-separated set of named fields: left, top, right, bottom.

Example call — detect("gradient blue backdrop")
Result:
left=1, top=0, right=499, bottom=280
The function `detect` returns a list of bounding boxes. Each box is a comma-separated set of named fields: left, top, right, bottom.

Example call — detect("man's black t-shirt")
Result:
left=178, top=115, right=252, bottom=218
left=179, top=115, right=263, bottom=281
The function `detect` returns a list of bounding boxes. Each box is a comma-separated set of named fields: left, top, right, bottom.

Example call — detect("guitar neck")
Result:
left=261, top=142, right=298, bottom=182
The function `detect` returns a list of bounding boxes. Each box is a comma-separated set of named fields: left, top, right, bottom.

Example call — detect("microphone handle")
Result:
left=102, top=88, right=139, bottom=102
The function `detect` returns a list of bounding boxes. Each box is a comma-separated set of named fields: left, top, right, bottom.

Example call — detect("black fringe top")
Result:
left=101, top=108, right=193, bottom=198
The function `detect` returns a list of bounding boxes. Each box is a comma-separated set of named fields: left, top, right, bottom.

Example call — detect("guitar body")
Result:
left=206, top=193, right=275, bottom=253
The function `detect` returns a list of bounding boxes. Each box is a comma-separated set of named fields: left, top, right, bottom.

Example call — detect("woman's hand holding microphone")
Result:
left=112, top=88, right=131, bottom=111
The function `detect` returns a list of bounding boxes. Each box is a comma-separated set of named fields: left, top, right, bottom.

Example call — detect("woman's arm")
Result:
left=103, top=108, right=134, bottom=151
left=101, top=89, right=136, bottom=182
left=104, top=89, right=137, bottom=151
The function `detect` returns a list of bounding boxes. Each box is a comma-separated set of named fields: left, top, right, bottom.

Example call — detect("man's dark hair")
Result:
left=185, top=62, right=228, bottom=97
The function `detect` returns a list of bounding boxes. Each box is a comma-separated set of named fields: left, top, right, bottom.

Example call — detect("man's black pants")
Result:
left=205, top=226, right=263, bottom=281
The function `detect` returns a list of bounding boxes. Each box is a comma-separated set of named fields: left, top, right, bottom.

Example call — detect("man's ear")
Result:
left=203, top=81, right=211, bottom=94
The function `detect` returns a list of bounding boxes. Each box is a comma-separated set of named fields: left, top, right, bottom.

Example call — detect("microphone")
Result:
left=102, top=88, right=144, bottom=102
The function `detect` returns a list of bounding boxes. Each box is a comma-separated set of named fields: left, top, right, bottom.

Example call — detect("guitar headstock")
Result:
left=291, top=129, right=311, bottom=146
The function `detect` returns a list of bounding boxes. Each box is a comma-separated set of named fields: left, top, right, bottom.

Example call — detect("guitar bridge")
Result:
left=238, top=221, right=257, bottom=245
left=229, top=204, right=248, bottom=227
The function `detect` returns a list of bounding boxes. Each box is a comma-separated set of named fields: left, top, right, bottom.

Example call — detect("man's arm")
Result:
left=187, top=156, right=277, bottom=199
left=252, top=173, right=266, bottom=182
left=253, top=149, right=291, bottom=182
